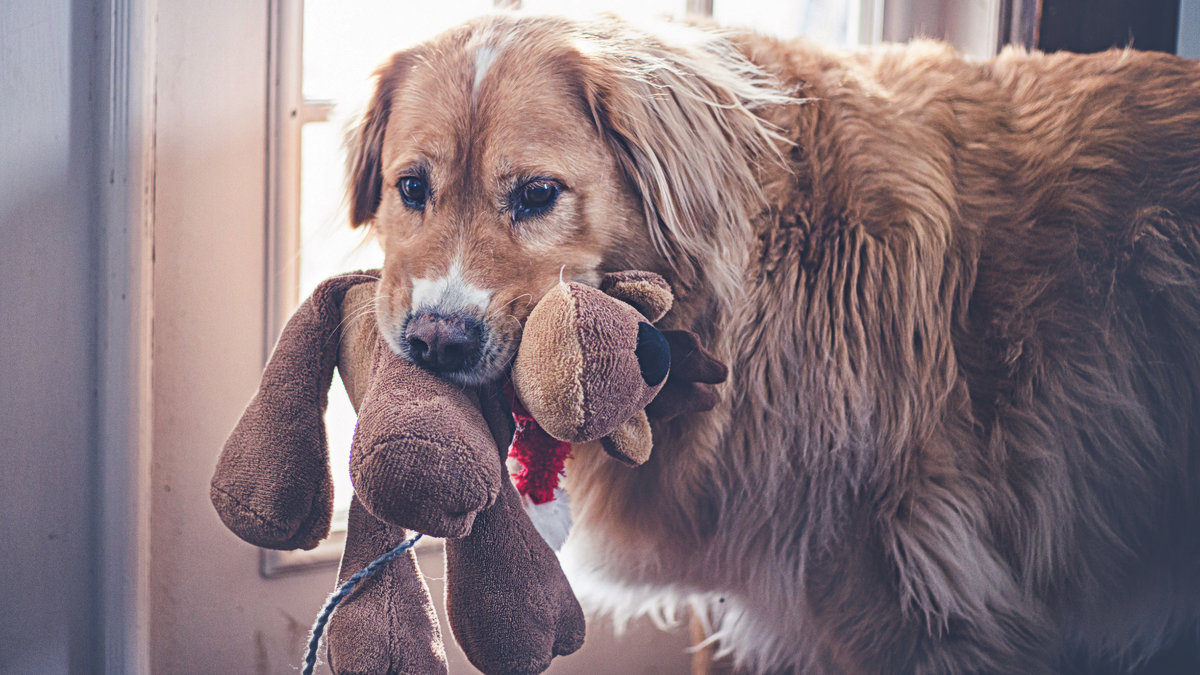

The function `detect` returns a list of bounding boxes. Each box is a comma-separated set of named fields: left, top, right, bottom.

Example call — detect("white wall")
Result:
left=0, top=0, right=102, bottom=672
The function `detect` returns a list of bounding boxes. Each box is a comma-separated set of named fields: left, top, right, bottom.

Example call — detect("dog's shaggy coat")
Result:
left=347, top=13, right=1200, bottom=673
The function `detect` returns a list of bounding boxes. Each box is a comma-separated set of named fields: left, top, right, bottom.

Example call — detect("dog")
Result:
left=345, top=11, right=1200, bottom=673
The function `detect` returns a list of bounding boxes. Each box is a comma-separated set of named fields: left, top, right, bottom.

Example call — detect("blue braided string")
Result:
left=302, top=533, right=424, bottom=675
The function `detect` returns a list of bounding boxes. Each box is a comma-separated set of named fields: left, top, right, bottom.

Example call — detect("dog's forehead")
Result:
left=382, top=23, right=590, bottom=169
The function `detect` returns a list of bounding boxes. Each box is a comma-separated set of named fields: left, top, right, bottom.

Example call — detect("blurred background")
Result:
left=2, top=0, right=1196, bottom=672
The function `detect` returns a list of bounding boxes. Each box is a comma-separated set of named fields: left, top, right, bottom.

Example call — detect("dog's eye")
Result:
left=397, top=175, right=428, bottom=210
left=513, top=179, right=561, bottom=221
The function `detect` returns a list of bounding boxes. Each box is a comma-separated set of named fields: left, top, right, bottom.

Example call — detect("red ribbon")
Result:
left=504, top=382, right=572, bottom=505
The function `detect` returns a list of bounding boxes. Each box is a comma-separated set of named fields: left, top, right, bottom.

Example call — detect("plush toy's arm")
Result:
left=211, top=272, right=377, bottom=550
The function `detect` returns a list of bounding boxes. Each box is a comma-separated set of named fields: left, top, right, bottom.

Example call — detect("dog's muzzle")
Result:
left=404, top=310, right=484, bottom=373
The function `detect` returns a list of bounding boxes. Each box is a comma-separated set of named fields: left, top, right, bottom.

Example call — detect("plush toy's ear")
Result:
left=645, top=329, right=728, bottom=421
left=210, top=273, right=377, bottom=551
left=600, top=409, right=654, bottom=467
left=599, top=271, right=673, bottom=322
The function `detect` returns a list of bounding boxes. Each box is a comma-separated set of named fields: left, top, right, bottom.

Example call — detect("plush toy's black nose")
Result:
left=635, top=322, right=671, bottom=386
left=405, top=311, right=483, bottom=373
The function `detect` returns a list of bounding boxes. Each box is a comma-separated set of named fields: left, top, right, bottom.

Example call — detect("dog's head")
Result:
left=347, top=13, right=788, bottom=384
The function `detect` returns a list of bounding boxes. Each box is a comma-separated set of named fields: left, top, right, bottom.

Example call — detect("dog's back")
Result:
left=950, top=46, right=1200, bottom=671
left=566, top=33, right=1200, bottom=673
left=768, top=42, right=1200, bottom=672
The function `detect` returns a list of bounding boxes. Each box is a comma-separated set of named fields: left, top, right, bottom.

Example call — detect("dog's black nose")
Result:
left=405, top=311, right=483, bottom=373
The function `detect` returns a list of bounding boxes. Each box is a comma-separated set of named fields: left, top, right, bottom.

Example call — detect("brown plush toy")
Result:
left=514, top=271, right=727, bottom=466
left=210, top=270, right=725, bottom=675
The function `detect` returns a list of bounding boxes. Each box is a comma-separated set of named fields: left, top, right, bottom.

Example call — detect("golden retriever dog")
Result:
left=345, top=11, right=1200, bottom=673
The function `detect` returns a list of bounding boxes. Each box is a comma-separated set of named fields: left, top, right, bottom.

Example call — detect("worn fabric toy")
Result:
left=210, top=270, right=724, bottom=674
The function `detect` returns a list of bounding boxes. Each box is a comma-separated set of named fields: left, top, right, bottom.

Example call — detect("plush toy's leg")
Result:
left=444, top=466, right=586, bottom=675
left=351, top=337, right=503, bottom=538
left=212, top=273, right=376, bottom=551
left=325, top=497, right=447, bottom=675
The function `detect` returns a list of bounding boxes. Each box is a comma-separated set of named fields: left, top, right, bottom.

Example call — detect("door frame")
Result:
left=95, top=0, right=156, bottom=671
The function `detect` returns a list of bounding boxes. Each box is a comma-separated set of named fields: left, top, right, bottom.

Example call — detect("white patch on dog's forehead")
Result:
left=410, top=261, right=492, bottom=314
left=472, top=44, right=500, bottom=99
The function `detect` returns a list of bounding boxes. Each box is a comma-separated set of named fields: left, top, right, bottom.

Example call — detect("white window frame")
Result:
left=260, top=0, right=349, bottom=578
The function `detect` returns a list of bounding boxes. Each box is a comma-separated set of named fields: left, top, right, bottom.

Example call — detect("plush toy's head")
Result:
left=514, top=274, right=670, bottom=437
left=511, top=271, right=677, bottom=467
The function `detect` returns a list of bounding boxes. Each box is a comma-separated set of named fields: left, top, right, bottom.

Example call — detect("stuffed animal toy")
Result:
left=210, top=270, right=725, bottom=675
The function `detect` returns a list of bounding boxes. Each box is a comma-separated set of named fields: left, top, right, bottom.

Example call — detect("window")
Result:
left=264, top=0, right=879, bottom=574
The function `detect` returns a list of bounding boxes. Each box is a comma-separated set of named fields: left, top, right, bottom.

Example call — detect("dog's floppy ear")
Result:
left=571, top=23, right=795, bottom=291
left=347, top=52, right=410, bottom=227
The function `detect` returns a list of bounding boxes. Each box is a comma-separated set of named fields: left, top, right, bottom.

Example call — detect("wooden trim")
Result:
left=264, top=0, right=304, bottom=361
left=880, top=0, right=1003, bottom=58
left=262, top=530, right=444, bottom=578
left=998, top=0, right=1041, bottom=48
left=261, top=530, right=347, bottom=578
left=96, top=0, right=156, bottom=670
left=1182, top=0, right=1200, bottom=58
left=260, top=0, right=320, bottom=578
left=855, top=0, right=886, bottom=45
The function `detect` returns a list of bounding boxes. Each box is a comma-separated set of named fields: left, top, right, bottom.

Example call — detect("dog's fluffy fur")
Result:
left=347, top=12, right=1200, bottom=673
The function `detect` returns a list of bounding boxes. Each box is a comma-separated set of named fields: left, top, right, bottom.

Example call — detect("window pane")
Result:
left=713, top=0, right=854, bottom=44
left=303, top=0, right=495, bottom=102
left=520, top=0, right=686, bottom=22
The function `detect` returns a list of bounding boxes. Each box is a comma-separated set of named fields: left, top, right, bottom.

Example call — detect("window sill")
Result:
left=260, top=527, right=444, bottom=578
